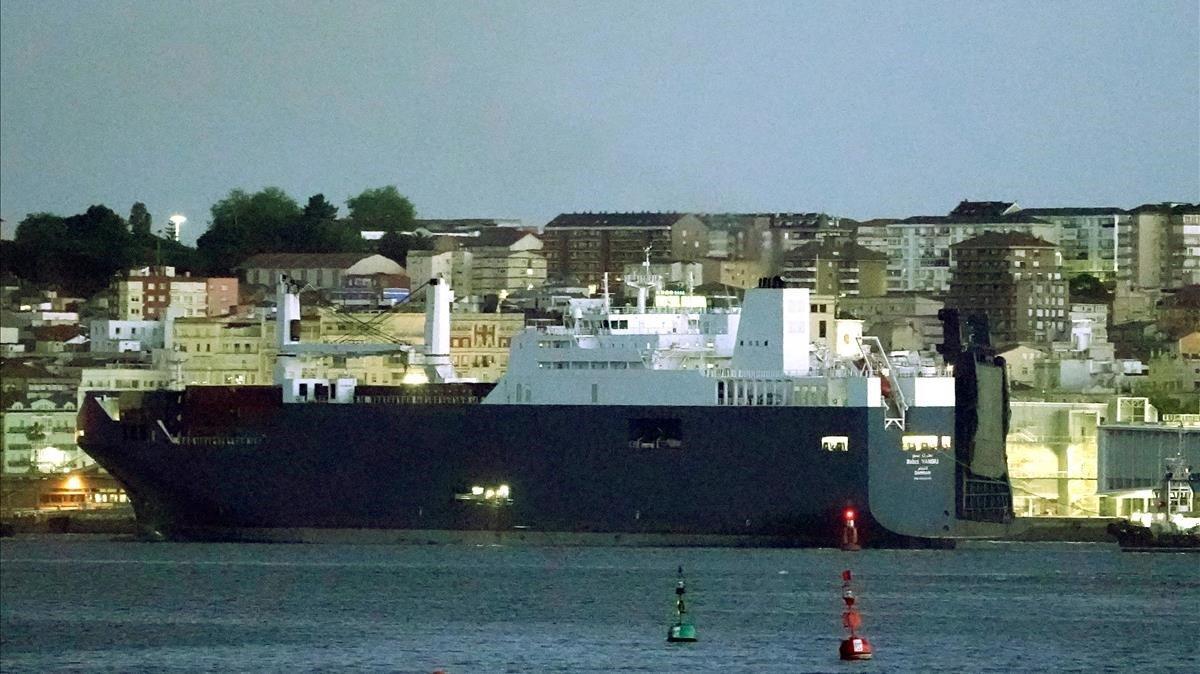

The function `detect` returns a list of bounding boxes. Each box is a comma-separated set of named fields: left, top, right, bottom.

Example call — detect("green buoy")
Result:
left=667, top=566, right=697, bottom=643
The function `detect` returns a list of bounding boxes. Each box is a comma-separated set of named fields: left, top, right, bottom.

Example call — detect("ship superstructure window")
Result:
left=822, top=436, right=849, bottom=452
left=902, top=435, right=938, bottom=451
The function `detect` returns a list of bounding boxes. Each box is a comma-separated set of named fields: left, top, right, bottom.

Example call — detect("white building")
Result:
left=77, top=364, right=176, bottom=407
left=888, top=213, right=1059, bottom=292
left=90, top=320, right=165, bottom=353
left=1, top=394, right=91, bottom=475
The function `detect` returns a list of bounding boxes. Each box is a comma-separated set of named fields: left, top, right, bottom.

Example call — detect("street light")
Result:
left=166, top=214, right=187, bottom=242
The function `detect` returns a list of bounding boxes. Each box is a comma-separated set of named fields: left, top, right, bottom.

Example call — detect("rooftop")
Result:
left=951, top=231, right=1058, bottom=249
left=1017, top=207, right=1127, bottom=216
left=896, top=212, right=1053, bottom=226
left=783, top=239, right=888, bottom=262
left=0, top=359, right=58, bottom=380
left=1130, top=202, right=1200, bottom=214
left=414, top=218, right=520, bottom=231
left=1159, top=284, right=1200, bottom=309
left=544, top=212, right=687, bottom=229
left=32, top=324, right=85, bottom=342
left=949, top=200, right=1019, bottom=218
left=237, top=252, right=389, bottom=269
left=458, top=228, right=539, bottom=248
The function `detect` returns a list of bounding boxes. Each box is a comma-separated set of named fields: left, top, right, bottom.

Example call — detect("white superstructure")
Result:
left=484, top=281, right=955, bottom=425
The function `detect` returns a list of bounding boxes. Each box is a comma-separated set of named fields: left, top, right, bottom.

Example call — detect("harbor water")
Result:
left=2, top=537, right=1198, bottom=672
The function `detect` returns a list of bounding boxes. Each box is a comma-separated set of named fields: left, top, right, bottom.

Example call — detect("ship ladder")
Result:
left=855, top=336, right=908, bottom=431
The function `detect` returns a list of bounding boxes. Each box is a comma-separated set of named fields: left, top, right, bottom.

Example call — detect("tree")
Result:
left=62, top=205, right=134, bottom=294
left=302, top=193, right=338, bottom=222
left=129, top=202, right=152, bottom=237
left=197, top=187, right=302, bottom=273
left=12, top=213, right=69, bottom=285
left=346, top=186, right=415, bottom=232
left=292, top=193, right=362, bottom=253
left=377, top=230, right=433, bottom=267
left=1068, top=273, right=1112, bottom=305
left=11, top=206, right=134, bottom=295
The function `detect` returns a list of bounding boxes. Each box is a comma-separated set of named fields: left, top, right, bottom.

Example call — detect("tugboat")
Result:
left=667, top=566, right=698, bottom=643
left=1107, top=456, right=1200, bottom=552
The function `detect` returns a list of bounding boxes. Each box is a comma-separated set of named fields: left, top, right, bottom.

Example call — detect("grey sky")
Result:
left=2, top=1, right=1197, bottom=244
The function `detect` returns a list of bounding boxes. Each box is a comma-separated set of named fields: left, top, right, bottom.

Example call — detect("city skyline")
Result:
left=2, top=1, right=1198, bottom=244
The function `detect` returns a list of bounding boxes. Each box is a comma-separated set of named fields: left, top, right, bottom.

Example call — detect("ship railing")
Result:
left=701, top=368, right=815, bottom=379
left=354, top=394, right=483, bottom=405
left=173, top=436, right=265, bottom=447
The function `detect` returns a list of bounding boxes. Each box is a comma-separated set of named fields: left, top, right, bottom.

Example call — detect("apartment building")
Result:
left=89, top=319, right=164, bottom=353
left=947, top=231, right=1068, bottom=345
left=408, top=228, right=546, bottom=299
left=1, top=393, right=89, bottom=475
left=887, top=203, right=1058, bottom=293
left=171, top=316, right=272, bottom=386
left=778, top=239, right=887, bottom=298
left=1014, top=207, right=1127, bottom=279
left=1118, top=203, right=1200, bottom=290
left=541, top=212, right=707, bottom=289
left=114, top=266, right=238, bottom=320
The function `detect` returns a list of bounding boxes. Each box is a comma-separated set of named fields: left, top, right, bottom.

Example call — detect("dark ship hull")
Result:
left=78, top=375, right=1013, bottom=548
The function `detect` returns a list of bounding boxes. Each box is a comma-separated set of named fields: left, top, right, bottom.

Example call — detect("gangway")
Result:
left=856, top=335, right=908, bottom=430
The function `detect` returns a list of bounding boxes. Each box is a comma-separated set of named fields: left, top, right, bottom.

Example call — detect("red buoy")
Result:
left=840, top=507, right=861, bottom=551
left=839, top=570, right=873, bottom=661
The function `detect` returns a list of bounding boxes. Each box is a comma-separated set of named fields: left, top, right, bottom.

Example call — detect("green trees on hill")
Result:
left=195, top=186, right=420, bottom=274
left=6, top=185, right=419, bottom=290
left=8, top=205, right=199, bottom=296
left=346, top=186, right=416, bottom=232
left=197, top=187, right=304, bottom=274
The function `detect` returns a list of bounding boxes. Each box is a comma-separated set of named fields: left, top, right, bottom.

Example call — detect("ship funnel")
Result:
left=424, top=277, right=456, bottom=382
left=277, top=274, right=302, bottom=350
left=731, top=285, right=810, bottom=374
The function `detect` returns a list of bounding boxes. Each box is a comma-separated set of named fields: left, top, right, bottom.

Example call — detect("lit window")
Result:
left=821, top=436, right=849, bottom=452
left=902, top=435, right=938, bottom=451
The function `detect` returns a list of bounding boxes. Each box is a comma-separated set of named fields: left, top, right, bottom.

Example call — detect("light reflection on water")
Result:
left=2, top=538, right=1198, bottom=673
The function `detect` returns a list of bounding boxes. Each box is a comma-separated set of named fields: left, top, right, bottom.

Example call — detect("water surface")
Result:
left=2, top=537, right=1197, bottom=672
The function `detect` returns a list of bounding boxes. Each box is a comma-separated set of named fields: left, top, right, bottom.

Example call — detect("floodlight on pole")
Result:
left=166, top=214, right=187, bottom=242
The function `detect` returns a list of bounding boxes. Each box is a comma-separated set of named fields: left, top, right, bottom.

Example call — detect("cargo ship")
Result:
left=78, top=274, right=1015, bottom=547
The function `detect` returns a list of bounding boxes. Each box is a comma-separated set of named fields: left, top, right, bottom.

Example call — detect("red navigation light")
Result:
left=844, top=508, right=856, bottom=521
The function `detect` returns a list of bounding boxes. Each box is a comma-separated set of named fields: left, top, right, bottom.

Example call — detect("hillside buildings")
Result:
left=887, top=202, right=1059, bottom=293
left=1119, top=204, right=1197, bottom=290
left=947, top=231, right=1068, bottom=345
left=541, top=213, right=708, bottom=289
left=779, top=239, right=887, bottom=298
left=89, top=319, right=164, bottom=353
left=407, top=228, right=547, bottom=301
left=114, top=266, right=238, bottom=319
left=1, top=393, right=89, bottom=475
left=238, top=253, right=404, bottom=290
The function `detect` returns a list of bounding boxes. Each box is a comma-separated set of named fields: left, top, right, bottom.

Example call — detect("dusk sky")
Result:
left=2, top=1, right=1197, bottom=244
